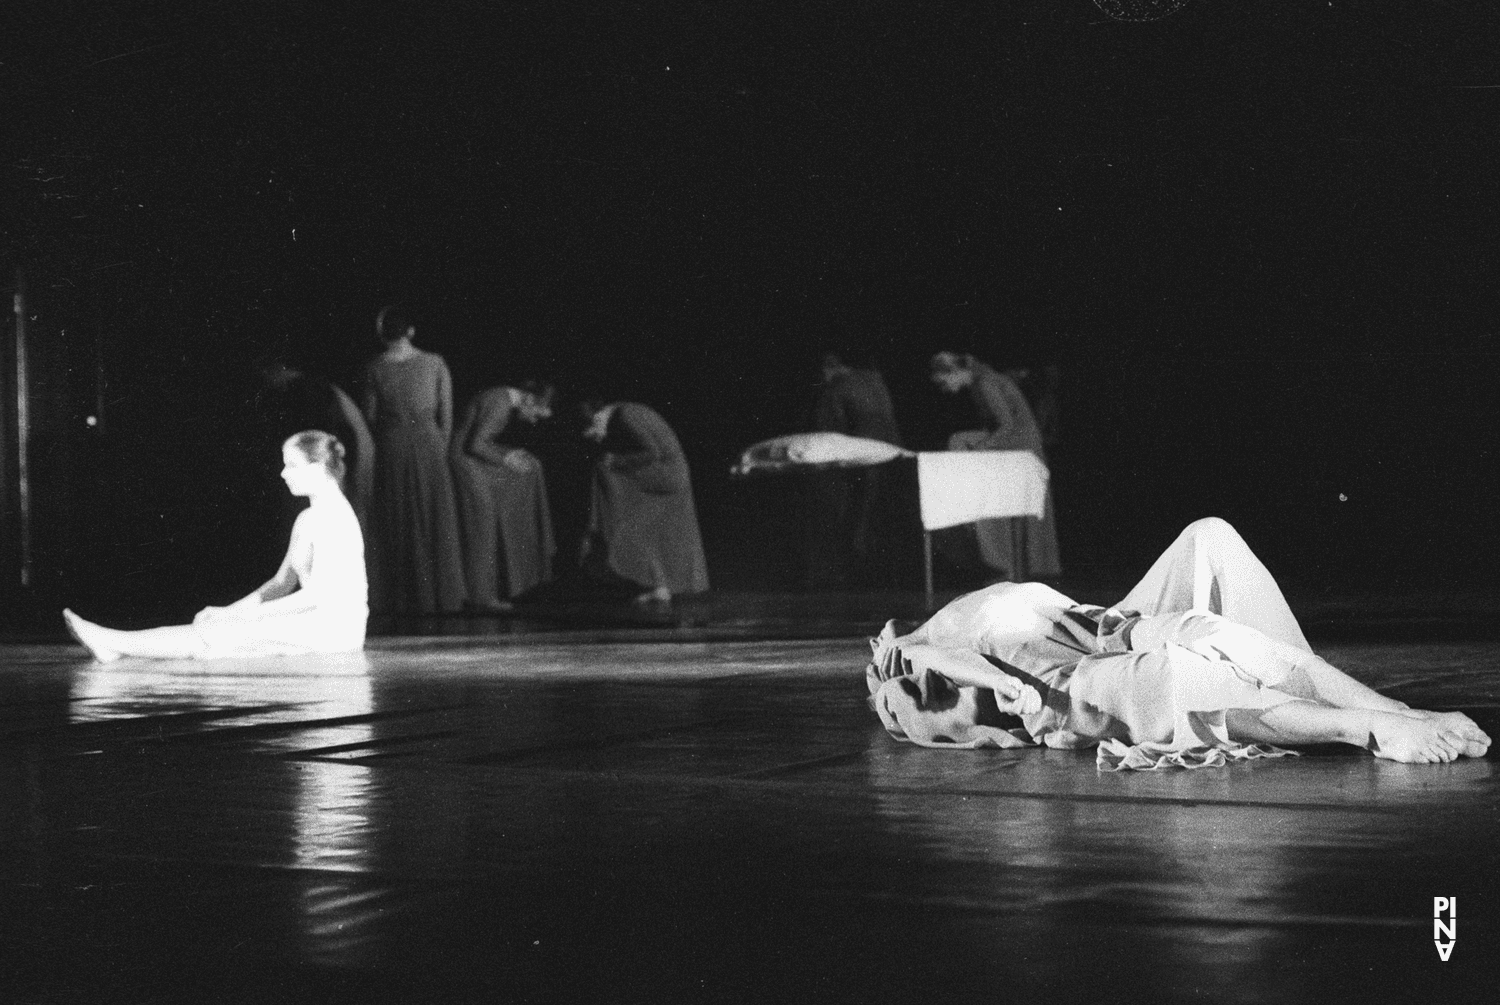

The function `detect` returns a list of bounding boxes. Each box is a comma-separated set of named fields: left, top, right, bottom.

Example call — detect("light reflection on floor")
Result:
left=1, top=638, right=1495, bottom=1002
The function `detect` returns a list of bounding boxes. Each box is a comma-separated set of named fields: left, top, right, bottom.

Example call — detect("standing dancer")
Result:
left=64, top=431, right=367, bottom=660
left=806, top=351, right=904, bottom=588
left=929, top=350, right=1061, bottom=581
left=362, top=305, right=467, bottom=614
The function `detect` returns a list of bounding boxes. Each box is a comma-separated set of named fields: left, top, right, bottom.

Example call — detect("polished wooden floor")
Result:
left=2, top=629, right=1496, bottom=1002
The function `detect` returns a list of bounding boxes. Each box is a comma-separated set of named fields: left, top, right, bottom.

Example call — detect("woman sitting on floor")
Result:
left=65, top=430, right=368, bottom=661
left=867, top=518, right=1490, bottom=769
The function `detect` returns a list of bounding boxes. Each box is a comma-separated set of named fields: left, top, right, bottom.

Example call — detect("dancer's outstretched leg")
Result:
left=1225, top=701, right=1491, bottom=763
left=63, top=609, right=208, bottom=661
left=64, top=609, right=120, bottom=662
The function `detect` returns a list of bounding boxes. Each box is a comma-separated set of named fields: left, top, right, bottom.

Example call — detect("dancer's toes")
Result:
left=632, top=586, right=672, bottom=606
left=1410, top=711, right=1491, bottom=759
left=62, top=609, right=122, bottom=663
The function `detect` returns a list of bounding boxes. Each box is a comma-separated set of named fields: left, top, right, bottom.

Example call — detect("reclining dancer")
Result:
left=867, top=518, right=1489, bottom=768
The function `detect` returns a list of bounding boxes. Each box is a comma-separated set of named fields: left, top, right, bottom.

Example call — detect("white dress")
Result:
left=869, top=518, right=1311, bottom=769
left=195, top=494, right=369, bottom=657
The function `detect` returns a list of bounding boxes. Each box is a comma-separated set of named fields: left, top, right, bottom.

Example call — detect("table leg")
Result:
left=923, top=529, right=933, bottom=610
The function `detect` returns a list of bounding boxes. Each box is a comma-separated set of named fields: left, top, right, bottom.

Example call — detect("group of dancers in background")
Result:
left=260, top=304, right=710, bottom=616
left=65, top=303, right=1073, bottom=634
left=249, top=306, right=1065, bottom=618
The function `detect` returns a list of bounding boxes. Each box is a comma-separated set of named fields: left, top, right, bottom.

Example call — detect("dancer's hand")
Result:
left=504, top=450, right=536, bottom=473
left=869, top=644, right=911, bottom=684
left=881, top=644, right=1045, bottom=717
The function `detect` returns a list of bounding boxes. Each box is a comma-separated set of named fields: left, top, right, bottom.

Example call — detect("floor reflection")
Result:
left=861, top=744, right=1490, bottom=998
left=0, top=637, right=1492, bottom=1001
left=69, top=656, right=387, bottom=968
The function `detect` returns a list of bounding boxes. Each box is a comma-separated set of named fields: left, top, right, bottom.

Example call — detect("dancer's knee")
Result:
left=1185, top=516, right=1239, bottom=543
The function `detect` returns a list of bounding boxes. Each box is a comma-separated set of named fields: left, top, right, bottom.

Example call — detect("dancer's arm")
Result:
left=436, top=361, right=454, bottom=442
left=465, top=401, right=533, bottom=469
left=974, top=375, right=1015, bottom=441
left=361, top=366, right=379, bottom=428
left=603, top=410, right=664, bottom=475
left=464, top=406, right=505, bottom=464
left=875, top=644, right=1042, bottom=716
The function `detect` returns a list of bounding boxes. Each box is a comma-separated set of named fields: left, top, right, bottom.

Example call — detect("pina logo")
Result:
left=1434, top=897, right=1456, bottom=961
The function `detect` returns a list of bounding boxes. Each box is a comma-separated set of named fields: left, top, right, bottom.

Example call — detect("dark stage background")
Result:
left=4, top=1, right=1497, bottom=621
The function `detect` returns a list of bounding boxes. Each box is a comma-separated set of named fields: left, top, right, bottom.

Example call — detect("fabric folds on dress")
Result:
left=364, top=350, right=467, bottom=614
left=868, top=517, right=1309, bottom=769
left=450, top=387, right=556, bottom=606
left=588, top=403, right=709, bottom=594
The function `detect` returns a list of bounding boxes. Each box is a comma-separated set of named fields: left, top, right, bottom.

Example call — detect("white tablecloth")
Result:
left=916, top=451, right=1049, bottom=531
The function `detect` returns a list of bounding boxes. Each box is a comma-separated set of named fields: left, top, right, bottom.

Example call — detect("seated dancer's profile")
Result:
left=867, top=518, right=1490, bottom=769
left=65, top=430, right=368, bottom=661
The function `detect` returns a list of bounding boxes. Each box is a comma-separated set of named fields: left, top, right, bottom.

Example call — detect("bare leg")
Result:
left=63, top=610, right=208, bottom=661
left=1119, top=517, right=1310, bottom=651
left=1131, top=611, right=1431, bottom=718
left=1225, top=701, right=1490, bottom=763
left=1245, top=648, right=1488, bottom=756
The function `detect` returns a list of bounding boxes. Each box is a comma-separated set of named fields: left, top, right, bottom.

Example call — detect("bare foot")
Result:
left=1368, top=710, right=1475, bottom=764
left=62, top=609, right=122, bottom=663
left=1399, top=709, right=1492, bottom=758
left=632, top=586, right=672, bottom=606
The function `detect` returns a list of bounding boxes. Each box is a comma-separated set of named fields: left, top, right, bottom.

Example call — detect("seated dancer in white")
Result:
left=867, top=518, right=1490, bottom=769
left=64, top=431, right=368, bottom=661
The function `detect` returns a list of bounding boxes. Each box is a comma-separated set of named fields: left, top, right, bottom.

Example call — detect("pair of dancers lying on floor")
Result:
left=868, top=518, right=1490, bottom=769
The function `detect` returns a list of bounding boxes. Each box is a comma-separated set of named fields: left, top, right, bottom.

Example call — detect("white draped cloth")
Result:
left=915, top=450, right=1050, bottom=531
left=868, top=518, right=1311, bottom=770
left=733, top=435, right=1048, bottom=536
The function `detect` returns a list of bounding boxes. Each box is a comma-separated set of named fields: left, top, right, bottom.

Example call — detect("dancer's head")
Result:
left=517, top=380, right=555, bottom=424
left=375, top=304, right=415, bottom=345
left=929, top=351, right=975, bottom=394
left=282, top=430, right=346, bottom=496
left=820, top=352, right=851, bottom=385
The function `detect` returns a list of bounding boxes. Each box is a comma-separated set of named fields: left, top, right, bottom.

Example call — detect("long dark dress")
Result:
left=807, top=367, right=905, bottom=586
left=941, top=361, right=1061, bottom=580
left=587, top=403, right=709, bottom=594
left=363, top=348, right=467, bottom=614
left=450, top=388, right=556, bottom=606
